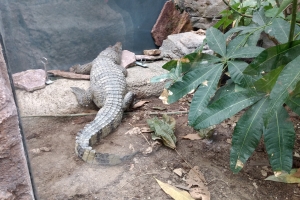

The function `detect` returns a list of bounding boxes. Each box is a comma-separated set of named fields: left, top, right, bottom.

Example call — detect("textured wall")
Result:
left=0, top=44, right=35, bottom=199
left=0, top=0, right=166, bottom=73
left=174, top=0, right=227, bottom=29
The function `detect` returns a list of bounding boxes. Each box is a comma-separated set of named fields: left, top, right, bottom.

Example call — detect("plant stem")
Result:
left=222, top=0, right=252, bottom=18
left=288, top=0, right=298, bottom=43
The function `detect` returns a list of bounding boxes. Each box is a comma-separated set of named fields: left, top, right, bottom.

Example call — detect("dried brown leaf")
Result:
left=132, top=101, right=149, bottom=109
left=181, top=134, right=202, bottom=141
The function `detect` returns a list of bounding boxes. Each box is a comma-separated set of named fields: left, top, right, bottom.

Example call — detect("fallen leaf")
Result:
left=40, top=147, right=51, bottom=152
left=147, top=114, right=177, bottom=149
left=173, top=168, right=184, bottom=177
left=181, top=134, right=202, bottom=141
left=261, top=170, right=267, bottom=177
left=292, top=168, right=300, bottom=178
left=186, top=166, right=207, bottom=187
left=265, top=169, right=300, bottom=183
left=189, top=187, right=210, bottom=200
left=141, top=127, right=152, bottom=133
left=132, top=101, right=149, bottom=109
left=125, top=127, right=141, bottom=135
left=226, top=138, right=232, bottom=144
left=159, top=89, right=169, bottom=105
left=152, top=106, right=167, bottom=111
left=155, top=178, right=194, bottom=200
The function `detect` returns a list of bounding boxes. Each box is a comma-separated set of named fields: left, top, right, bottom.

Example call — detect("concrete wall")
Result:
left=0, top=0, right=166, bottom=73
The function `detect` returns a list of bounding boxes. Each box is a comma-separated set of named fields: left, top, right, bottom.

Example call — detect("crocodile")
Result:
left=70, top=42, right=136, bottom=165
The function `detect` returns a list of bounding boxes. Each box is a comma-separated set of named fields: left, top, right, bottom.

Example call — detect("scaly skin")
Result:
left=71, top=42, right=136, bottom=165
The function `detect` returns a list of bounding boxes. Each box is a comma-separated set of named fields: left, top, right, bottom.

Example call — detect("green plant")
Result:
left=152, top=0, right=300, bottom=173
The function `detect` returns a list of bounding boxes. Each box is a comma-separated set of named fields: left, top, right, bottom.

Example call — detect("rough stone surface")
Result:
left=0, top=45, right=35, bottom=199
left=143, top=49, right=161, bottom=56
left=0, top=1, right=166, bottom=73
left=151, top=0, right=193, bottom=46
left=121, top=50, right=136, bottom=68
left=159, top=32, right=213, bottom=59
left=12, top=69, right=46, bottom=92
left=174, top=0, right=227, bottom=30
left=16, top=61, right=168, bottom=116
left=136, top=55, right=163, bottom=61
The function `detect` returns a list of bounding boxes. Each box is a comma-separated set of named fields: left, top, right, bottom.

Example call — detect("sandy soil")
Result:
left=21, top=97, right=300, bottom=200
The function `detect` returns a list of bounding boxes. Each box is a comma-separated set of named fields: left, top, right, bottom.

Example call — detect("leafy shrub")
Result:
left=152, top=0, right=300, bottom=173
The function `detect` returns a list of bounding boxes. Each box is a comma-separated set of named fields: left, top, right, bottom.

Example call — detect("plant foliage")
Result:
left=152, top=0, right=300, bottom=174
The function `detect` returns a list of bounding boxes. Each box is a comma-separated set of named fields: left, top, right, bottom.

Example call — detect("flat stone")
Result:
left=135, top=55, right=163, bottom=61
left=151, top=0, right=192, bottom=46
left=12, top=69, right=46, bottom=92
left=143, top=49, right=161, bottom=56
left=159, top=31, right=213, bottom=59
left=121, top=50, right=136, bottom=68
left=15, top=61, right=168, bottom=116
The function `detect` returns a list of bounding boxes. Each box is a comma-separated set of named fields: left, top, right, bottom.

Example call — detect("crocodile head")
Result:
left=99, top=42, right=122, bottom=64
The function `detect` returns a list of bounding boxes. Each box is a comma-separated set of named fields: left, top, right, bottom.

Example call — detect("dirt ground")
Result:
left=21, top=97, right=300, bottom=200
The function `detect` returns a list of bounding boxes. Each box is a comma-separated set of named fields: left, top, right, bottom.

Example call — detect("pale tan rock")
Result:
left=143, top=49, right=161, bottom=56
left=13, top=69, right=46, bottom=92
left=121, top=50, right=136, bottom=68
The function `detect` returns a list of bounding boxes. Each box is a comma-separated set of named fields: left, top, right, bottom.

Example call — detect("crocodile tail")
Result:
left=75, top=98, right=135, bottom=165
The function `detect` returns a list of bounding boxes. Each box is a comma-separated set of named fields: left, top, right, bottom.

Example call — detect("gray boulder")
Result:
left=159, top=32, right=213, bottom=59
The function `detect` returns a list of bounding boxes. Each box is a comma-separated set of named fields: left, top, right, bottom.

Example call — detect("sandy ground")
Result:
left=21, top=97, right=300, bottom=200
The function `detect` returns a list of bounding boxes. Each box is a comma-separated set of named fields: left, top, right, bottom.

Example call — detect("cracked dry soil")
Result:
left=22, top=97, right=300, bottom=199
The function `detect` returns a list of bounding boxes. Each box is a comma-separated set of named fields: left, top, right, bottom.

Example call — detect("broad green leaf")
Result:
left=252, top=9, right=269, bottom=26
left=286, top=95, right=300, bottom=116
left=264, top=106, right=295, bottom=172
left=226, top=35, right=248, bottom=57
left=230, top=97, right=268, bottom=173
left=167, top=64, right=223, bottom=104
left=266, top=169, right=300, bottom=183
left=263, top=55, right=300, bottom=124
left=228, top=46, right=264, bottom=59
left=162, top=53, right=221, bottom=73
left=253, top=65, right=285, bottom=94
left=206, top=27, right=227, bottom=57
left=192, top=90, right=264, bottom=129
left=246, top=29, right=263, bottom=46
left=147, top=114, right=176, bottom=149
left=188, top=64, right=223, bottom=125
left=227, top=61, right=249, bottom=87
left=265, top=18, right=290, bottom=44
left=243, top=40, right=300, bottom=75
left=209, top=80, right=235, bottom=104
left=225, top=26, right=258, bottom=39
left=273, top=0, right=293, bottom=18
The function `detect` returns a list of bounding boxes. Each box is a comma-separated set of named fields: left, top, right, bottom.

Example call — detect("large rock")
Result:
left=0, top=44, right=35, bottom=199
left=12, top=69, right=46, bottom=92
left=159, top=32, right=213, bottom=59
left=0, top=0, right=166, bottom=73
left=174, top=0, right=227, bottom=30
left=16, top=61, right=168, bottom=116
left=151, top=1, right=193, bottom=46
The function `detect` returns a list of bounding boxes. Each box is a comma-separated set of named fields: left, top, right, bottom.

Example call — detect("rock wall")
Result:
left=0, top=45, right=35, bottom=198
left=0, top=0, right=166, bottom=73
left=174, top=0, right=227, bottom=29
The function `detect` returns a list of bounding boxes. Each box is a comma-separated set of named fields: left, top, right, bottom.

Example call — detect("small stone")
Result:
left=121, top=50, right=136, bottom=68
left=143, top=49, right=161, bottom=56
left=12, top=69, right=46, bottom=92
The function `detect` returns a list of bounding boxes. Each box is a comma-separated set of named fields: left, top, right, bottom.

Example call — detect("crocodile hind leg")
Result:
left=122, top=91, right=135, bottom=110
left=71, top=87, right=93, bottom=107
